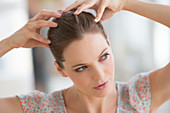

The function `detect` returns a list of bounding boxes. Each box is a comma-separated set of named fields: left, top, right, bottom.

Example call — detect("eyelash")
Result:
left=75, top=53, right=110, bottom=72
left=99, top=53, right=110, bottom=61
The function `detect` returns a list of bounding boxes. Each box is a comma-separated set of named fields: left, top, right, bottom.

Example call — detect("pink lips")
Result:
left=94, top=81, right=108, bottom=90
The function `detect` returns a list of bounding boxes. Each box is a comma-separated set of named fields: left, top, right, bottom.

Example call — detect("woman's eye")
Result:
left=75, top=66, right=87, bottom=72
left=100, top=53, right=110, bottom=61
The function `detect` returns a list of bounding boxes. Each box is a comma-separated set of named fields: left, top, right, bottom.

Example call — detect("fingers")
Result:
left=31, top=20, right=58, bottom=29
left=36, top=42, right=50, bottom=48
left=95, top=7, right=105, bottom=22
left=29, top=32, right=51, bottom=44
left=100, top=9, right=115, bottom=22
left=95, top=0, right=107, bottom=22
left=74, top=1, right=95, bottom=15
left=31, top=10, right=61, bottom=21
left=25, top=10, right=59, bottom=47
left=26, top=39, right=50, bottom=48
left=63, top=1, right=84, bottom=12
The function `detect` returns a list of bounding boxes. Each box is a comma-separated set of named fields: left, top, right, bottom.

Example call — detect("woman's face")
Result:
left=58, top=33, right=115, bottom=97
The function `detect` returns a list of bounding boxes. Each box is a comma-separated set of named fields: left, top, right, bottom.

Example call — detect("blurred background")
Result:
left=0, top=0, right=169, bottom=112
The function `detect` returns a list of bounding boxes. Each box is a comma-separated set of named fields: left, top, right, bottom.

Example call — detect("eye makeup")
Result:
left=74, top=52, right=110, bottom=72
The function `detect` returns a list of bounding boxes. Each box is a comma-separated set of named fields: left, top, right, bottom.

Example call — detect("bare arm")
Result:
left=124, top=0, right=170, bottom=28
left=0, top=10, right=61, bottom=112
left=0, top=38, right=14, bottom=58
left=149, top=63, right=170, bottom=112
left=0, top=97, right=23, bottom=113
left=63, top=0, right=170, bottom=27
left=0, top=10, right=61, bottom=58
left=64, top=0, right=170, bottom=111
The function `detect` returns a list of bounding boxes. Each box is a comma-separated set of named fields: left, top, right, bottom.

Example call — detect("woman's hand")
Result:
left=0, top=10, right=61, bottom=58
left=9, top=10, right=61, bottom=48
left=63, top=0, right=127, bottom=22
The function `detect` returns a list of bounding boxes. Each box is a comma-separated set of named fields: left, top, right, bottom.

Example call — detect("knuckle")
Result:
left=40, top=9, right=46, bottom=14
left=52, top=11, right=57, bottom=16
left=49, top=22, right=54, bottom=26
left=36, top=20, right=43, bottom=25
left=77, top=7, right=82, bottom=11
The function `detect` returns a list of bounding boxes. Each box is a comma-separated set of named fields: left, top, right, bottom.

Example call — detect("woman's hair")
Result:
left=48, top=9, right=107, bottom=69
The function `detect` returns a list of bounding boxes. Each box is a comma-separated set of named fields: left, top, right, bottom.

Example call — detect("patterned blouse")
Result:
left=17, top=72, right=151, bottom=113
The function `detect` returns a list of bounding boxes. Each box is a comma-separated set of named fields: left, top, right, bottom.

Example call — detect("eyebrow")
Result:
left=71, top=47, right=108, bottom=68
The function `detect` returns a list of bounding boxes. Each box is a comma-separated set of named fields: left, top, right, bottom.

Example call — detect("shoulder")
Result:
left=0, top=96, right=23, bottom=113
left=17, top=90, right=66, bottom=112
left=117, top=72, right=151, bottom=112
left=17, top=90, right=51, bottom=112
left=149, top=63, right=170, bottom=111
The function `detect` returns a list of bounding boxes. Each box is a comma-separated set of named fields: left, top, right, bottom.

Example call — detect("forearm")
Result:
left=0, top=37, right=15, bottom=58
left=124, top=0, right=170, bottom=28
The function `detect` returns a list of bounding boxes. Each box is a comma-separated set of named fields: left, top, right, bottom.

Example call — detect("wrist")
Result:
left=6, top=36, right=19, bottom=49
left=123, top=0, right=139, bottom=11
left=0, top=37, right=17, bottom=58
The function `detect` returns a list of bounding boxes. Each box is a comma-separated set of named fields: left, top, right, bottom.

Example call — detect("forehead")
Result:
left=63, top=33, right=109, bottom=66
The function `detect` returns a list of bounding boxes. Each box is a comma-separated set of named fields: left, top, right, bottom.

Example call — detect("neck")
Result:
left=64, top=83, right=118, bottom=113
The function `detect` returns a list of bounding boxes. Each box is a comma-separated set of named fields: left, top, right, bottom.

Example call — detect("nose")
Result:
left=92, top=64, right=105, bottom=81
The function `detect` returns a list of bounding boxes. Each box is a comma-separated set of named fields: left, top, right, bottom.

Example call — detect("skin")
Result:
left=54, top=33, right=117, bottom=113
left=0, top=10, right=61, bottom=113
left=0, top=0, right=170, bottom=112
left=63, top=0, right=170, bottom=27
left=64, top=0, right=170, bottom=112
left=0, top=9, right=61, bottom=58
left=149, top=63, right=170, bottom=113
left=63, top=0, right=126, bottom=22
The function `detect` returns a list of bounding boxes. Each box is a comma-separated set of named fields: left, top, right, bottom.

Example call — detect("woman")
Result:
left=0, top=0, right=170, bottom=113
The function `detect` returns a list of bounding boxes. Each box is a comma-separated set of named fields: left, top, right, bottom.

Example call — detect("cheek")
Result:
left=63, top=65, right=93, bottom=90
left=67, top=71, right=92, bottom=88
left=72, top=77, right=92, bottom=90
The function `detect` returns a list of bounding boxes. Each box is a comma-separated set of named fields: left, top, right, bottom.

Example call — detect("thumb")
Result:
left=100, top=10, right=115, bottom=22
left=36, top=42, right=50, bottom=48
left=94, top=3, right=106, bottom=22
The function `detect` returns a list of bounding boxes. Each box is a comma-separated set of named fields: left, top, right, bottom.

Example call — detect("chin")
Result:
left=92, top=90, right=112, bottom=98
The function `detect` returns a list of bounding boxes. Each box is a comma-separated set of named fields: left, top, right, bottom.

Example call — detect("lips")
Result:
left=94, top=81, right=108, bottom=90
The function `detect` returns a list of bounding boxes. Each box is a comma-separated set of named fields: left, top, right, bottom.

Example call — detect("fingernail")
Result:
left=53, top=23, right=58, bottom=26
left=55, top=12, right=61, bottom=17
left=74, top=11, right=79, bottom=15
left=47, top=40, right=51, bottom=43
left=94, top=18, right=99, bottom=23
left=58, top=13, right=61, bottom=17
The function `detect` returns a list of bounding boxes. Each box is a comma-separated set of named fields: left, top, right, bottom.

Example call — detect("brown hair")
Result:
left=48, top=10, right=107, bottom=69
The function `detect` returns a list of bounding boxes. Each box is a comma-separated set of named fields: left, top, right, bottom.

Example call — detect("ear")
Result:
left=54, top=61, right=68, bottom=77
left=106, top=34, right=111, bottom=46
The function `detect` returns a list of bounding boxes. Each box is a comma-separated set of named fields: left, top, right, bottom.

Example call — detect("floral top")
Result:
left=17, top=72, right=151, bottom=113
